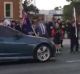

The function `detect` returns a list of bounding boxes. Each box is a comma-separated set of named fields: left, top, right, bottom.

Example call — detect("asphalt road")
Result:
left=0, top=39, right=80, bottom=74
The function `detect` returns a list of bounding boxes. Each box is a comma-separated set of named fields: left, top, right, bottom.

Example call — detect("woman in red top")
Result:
left=51, top=22, right=63, bottom=54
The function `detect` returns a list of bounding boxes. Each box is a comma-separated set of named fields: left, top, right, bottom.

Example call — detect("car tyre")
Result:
left=33, top=44, right=52, bottom=62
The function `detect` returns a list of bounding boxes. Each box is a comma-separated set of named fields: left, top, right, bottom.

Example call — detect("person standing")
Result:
left=46, top=16, right=56, bottom=38
left=37, top=17, right=47, bottom=37
left=57, top=19, right=65, bottom=48
left=31, top=19, right=39, bottom=36
left=65, top=20, right=71, bottom=38
left=15, top=21, right=22, bottom=31
left=21, top=11, right=33, bottom=35
left=3, top=19, right=11, bottom=26
left=51, top=22, right=62, bottom=53
left=11, top=20, right=16, bottom=29
left=46, top=21, right=54, bottom=38
left=69, top=21, right=79, bottom=53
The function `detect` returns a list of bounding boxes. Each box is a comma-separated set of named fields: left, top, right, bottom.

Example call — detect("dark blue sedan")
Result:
left=0, top=25, right=55, bottom=62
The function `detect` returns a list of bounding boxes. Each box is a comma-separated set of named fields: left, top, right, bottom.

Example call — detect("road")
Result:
left=0, top=39, right=80, bottom=74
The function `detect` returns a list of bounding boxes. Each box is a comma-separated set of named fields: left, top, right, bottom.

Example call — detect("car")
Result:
left=0, top=25, right=56, bottom=62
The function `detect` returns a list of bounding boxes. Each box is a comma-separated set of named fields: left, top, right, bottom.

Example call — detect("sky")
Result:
left=23, top=0, right=70, bottom=10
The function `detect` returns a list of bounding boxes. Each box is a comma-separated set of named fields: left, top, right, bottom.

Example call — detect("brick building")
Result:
left=0, top=0, right=22, bottom=22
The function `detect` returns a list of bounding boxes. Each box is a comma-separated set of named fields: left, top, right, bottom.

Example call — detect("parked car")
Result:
left=0, top=25, right=56, bottom=62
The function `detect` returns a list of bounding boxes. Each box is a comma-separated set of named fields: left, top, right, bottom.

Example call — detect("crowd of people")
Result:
left=0, top=12, right=80, bottom=54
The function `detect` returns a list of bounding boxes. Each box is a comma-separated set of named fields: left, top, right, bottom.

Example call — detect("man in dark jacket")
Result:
left=46, top=21, right=54, bottom=38
left=69, top=21, right=79, bottom=53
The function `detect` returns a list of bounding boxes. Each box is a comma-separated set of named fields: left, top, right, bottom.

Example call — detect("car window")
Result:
left=0, top=25, right=22, bottom=37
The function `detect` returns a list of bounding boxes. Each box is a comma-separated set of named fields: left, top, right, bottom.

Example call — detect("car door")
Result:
left=0, top=26, right=33, bottom=57
left=0, top=26, right=9, bottom=57
left=0, top=37, right=6, bottom=57
left=4, top=35, right=33, bottom=57
left=11, top=35, right=34, bottom=56
left=0, top=26, right=24, bottom=57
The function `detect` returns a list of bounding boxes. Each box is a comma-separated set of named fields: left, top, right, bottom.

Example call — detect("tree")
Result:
left=27, top=4, right=39, bottom=13
left=22, top=0, right=39, bottom=14
left=66, top=0, right=80, bottom=17
left=63, top=0, right=80, bottom=21
left=54, top=7, right=59, bottom=10
left=54, top=6, right=62, bottom=10
left=63, top=5, right=73, bottom=21
left=66, top=0, right=80, bottom=2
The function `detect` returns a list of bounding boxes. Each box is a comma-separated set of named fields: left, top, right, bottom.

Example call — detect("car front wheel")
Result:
left=34, top=44, right=51, bottom=62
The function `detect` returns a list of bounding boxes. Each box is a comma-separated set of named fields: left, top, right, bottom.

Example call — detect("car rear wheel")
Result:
left=34, top=44, right=51, bottom=62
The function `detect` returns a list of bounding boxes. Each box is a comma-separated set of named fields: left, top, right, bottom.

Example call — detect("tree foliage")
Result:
left=54, top=7, right=59, bottom=10
left=54, top=6, right=62, bottom=10
left=22, top=0, right=39, bottom=13
left=63, top=5, right=73, bottom=21
left=63, top=1, right=80, bottom=21
left=66, top=0, right=80, bottom=2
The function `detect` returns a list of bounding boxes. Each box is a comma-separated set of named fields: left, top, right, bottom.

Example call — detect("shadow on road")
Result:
left=0, top=59, right=37, bottom=65
left=0, top=58, right=56, bottom=66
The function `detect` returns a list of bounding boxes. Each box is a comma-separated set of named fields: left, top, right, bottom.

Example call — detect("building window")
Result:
left=6, top=4, right=10, bottom=17
left=4, top=2, right=13, bottom=18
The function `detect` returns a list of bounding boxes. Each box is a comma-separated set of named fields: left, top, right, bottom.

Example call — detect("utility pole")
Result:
left=73, top=7, right=77, bottom=37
